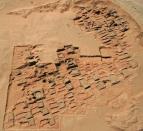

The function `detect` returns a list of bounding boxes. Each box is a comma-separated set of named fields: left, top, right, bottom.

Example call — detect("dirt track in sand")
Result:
left=0, top=0, right=143, bottom=131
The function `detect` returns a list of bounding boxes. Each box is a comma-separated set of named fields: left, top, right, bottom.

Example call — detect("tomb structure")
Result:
left=4, top=1, right=140, bottom=130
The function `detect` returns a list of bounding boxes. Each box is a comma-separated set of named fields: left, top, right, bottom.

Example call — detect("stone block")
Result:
left=66, top=92, right=74, bottom=99
left=5, top=112, right=14, bottom=123
left=70, top=69, right=80, bottom=77
left=37, top=101, right=44, bottom=108
left=93, top=73, right=100, bottom=81
left=41, top=108, right=49, bottom=116
left=66, top=83, right=73, bottom=91
left=28, top=118, right=35, bottom=126
left=122, top=68, right=132, bottom=78
left=129, top=60, right=138, bottom=69
left=49, top=118, right=55, bottom=126
left=27, top=59, right=38, bottom=66
left=32, top=88, right=45, bottom=101
left=119, top=53, right=131, bottom=60
left=25, top=111, right=33, bottom=121
left=58, top=100, right=65, bottom=109
left=109, top=74, right=121, bottom=85
left=49, top=88, right=56, bottom=95
left=96, top=81, right=106, bottom=90
left=36, top=63, right=47, bottom=68
left=57, top=47, right=65, bottom=52
left=80, top=79, right=91, bottom=89
left=50, top=102, right=58, bottom=109
left=64, top=78, right=71, bottom=84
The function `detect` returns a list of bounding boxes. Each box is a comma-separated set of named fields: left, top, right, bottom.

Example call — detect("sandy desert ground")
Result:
left=0, top=0, right=143, bottom=131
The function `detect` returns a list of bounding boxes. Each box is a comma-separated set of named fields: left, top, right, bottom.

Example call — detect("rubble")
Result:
left=4, top=3, right=138, bottom=128
left=5, top=38, right=138, bottom=129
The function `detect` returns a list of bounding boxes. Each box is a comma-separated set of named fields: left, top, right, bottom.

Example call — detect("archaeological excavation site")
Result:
left=0, top=0, right=143, bottom=131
